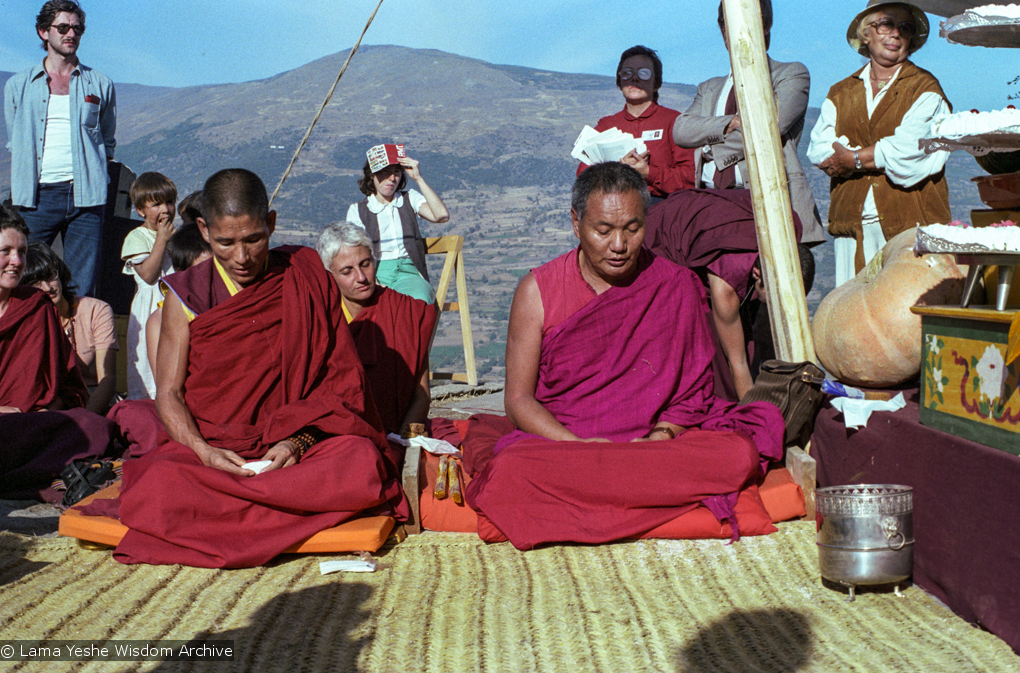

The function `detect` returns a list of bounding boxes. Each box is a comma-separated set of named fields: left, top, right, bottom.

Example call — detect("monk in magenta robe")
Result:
left=316, top=222, right=437, bottom=436
left=0, top=207, right=114, bottom=502
left=464, top=163, right=784, bottom=551
left=104, top=170, right=407, bottom=568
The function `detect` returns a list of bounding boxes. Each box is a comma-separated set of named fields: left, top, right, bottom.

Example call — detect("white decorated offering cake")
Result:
left=916, top=221, right=1020, bottom=254
left=924, top=107, right=1020, bottom=155
left=941, top=4, right=1020, bottom=48
left=931, top=107, right=1020, bottom=139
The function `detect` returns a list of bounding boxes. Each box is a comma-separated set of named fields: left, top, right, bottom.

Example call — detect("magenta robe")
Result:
left=464, top=250, right=784, bottom=550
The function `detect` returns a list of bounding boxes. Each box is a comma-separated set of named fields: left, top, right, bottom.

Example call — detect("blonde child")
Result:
left=121, top=172, right=177, bottom=399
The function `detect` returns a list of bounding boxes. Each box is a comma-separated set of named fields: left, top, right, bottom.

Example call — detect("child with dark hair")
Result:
left=21, top=242, right=119, bottom=413
left=166, top=222, right=211, bottom=273
left=144, top=223, right=212, bottom=374
left=121, top=172, right=177, bottom=399
left=177, top=190, right=203, bottom=226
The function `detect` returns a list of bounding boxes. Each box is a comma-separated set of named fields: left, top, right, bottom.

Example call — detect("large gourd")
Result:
left=812, top=230, right=966, bottom=387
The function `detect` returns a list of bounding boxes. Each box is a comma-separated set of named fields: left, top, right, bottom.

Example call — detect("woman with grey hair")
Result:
left=315, top=221, right=437, bottom=435
left=808, top=0, right=951, bottom=285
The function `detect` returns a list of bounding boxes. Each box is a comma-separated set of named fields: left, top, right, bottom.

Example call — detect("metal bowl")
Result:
left=816, top=484, right=913, bottom=601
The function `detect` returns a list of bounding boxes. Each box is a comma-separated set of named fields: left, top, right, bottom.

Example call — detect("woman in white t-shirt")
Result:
left=346, top=154, right=449, bottom=304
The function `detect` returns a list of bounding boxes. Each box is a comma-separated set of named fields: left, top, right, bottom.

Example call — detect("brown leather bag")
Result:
left=739, top=360, right=826, bottom=448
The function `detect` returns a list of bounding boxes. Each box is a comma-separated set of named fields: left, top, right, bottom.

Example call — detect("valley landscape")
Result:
left=0, top=45, right=989, bottom=380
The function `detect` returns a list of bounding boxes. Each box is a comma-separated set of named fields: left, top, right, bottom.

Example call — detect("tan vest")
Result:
left=827, top=62, right=951, bottom=273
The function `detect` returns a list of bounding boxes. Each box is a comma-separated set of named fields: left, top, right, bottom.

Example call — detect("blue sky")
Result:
left=0, top=0, right=1014, bottom=111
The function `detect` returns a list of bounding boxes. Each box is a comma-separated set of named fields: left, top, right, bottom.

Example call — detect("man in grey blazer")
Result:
left=673, top=0, right=826, bottom=246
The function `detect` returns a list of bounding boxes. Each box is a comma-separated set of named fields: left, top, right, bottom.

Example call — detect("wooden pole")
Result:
left=722, top=0, right=815, bottom=363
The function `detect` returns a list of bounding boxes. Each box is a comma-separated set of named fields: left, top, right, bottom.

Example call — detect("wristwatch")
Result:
left=854, top=150, right=863, bottom=170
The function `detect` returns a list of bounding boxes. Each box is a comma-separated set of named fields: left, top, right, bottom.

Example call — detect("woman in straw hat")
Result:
left=807, top=1, right=952, bottom=285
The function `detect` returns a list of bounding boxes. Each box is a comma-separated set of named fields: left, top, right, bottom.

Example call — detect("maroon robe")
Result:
left=0, top=287, right=114, bottom=502
left=464, top=250, right=785, bottom=550
left=348, top=285, right=437, bottom=435
left=108, top=247, right=408, bottom=568
left=645, top=188, right=803, bottom=400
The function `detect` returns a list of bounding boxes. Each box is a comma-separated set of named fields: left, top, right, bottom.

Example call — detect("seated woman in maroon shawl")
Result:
left=315, top=222, right=437, bottom=436
left=0, top=205, right=114, bottom=502
left=464, top=163, right=785, bottom=551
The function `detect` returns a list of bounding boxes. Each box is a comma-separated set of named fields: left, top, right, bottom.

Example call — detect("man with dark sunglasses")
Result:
left=3, top=0, right=116, bottom=298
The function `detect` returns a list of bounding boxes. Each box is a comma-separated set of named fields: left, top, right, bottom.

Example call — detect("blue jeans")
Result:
left=19, top=182, right=105, bottom=297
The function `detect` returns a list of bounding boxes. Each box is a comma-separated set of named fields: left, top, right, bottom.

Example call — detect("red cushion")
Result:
left=639, top=484, right=777, bottom=539
left=758, top=466, right=806, bottom=522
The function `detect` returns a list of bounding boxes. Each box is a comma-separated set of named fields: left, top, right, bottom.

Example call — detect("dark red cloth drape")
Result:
left=0, top=286, right=86, bottom=411
left=348, top=285, right=437, bottom=435
left=0, top=287, right=109, bottom=502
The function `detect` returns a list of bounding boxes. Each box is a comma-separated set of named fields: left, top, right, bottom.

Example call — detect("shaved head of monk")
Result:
left=197, top=169, right=276, bottom=288
left=571, top=163, right=650, bottom=291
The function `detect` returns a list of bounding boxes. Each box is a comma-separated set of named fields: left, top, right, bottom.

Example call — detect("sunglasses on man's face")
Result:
left=50, top=23, right=85, bottom=35
left=619, top=68, right=653, bottom=83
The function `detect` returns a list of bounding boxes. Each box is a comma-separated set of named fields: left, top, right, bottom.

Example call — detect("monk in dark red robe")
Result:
left=104, top=169, right=406, bottom=568
left=0, top=215, right=114, bottom=503
left=464, top=163, right=784, bottom=550
left=316, top=223, right=438, bottom=435
left=645, top=188, right=803, bottom=399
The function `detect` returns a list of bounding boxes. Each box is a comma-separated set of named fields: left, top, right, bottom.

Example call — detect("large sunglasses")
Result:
left=869, top=18, right=915, bottom=36
left=50, top=23, right=86, bottom=35
left=619, top=67, right=653, bottom=83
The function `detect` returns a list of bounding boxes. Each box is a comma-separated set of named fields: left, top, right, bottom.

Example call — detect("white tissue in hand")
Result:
left=243, top=460, right=272, bottom=475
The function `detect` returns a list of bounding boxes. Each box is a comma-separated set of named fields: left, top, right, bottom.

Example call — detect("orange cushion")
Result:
left=60, top=482, right=395, bottom=554
left=422, top=450, right=779, bottom=540
left=419, top=450, right=478, bottom=533
left=758, top=466, right=806, bottom=522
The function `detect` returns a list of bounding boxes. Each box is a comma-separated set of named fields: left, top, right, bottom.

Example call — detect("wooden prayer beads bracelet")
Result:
left=287, top=430, right=319, bottom=458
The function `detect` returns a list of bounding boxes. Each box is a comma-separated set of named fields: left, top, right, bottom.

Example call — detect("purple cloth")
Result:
left=813, top=390, right=1020, bottom=654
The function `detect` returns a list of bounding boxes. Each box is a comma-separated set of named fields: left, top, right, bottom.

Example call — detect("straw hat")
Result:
left=846, top=0, right=930, bottom=56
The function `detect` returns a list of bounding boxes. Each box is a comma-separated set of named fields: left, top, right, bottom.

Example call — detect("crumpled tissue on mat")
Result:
left=830, top=393, right=906, bottom=429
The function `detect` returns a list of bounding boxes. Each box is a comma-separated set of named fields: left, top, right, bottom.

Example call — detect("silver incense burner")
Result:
left=816, top=484, right=914, bottom=601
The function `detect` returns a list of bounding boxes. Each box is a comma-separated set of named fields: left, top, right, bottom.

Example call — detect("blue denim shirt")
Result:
left=3, top=60, right=117, bottom=208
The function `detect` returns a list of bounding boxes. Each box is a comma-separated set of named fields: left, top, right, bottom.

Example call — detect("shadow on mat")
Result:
left=675, top=608, right=812, bottom=673
left=148, top=582, right=376, bottom=673
left=0, top=535, right=50, bottom=587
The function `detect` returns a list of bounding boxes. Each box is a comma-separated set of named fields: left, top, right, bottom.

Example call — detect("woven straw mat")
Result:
left=0, top=522, right=1017, bottom=672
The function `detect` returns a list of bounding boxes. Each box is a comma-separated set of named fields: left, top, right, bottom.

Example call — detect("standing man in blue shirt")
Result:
left=4, top=0, right=116, bottom=297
